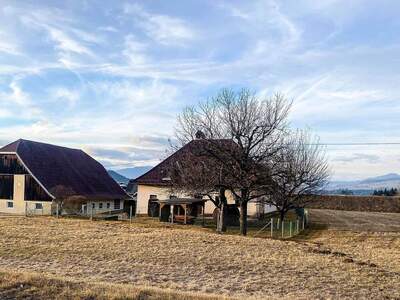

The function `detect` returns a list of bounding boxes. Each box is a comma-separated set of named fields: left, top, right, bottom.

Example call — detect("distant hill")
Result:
left=327, top=173, right=400, bottom=195
left=116, top=166, right=153, bottom=180
left=107, top=170, right=130, bottom=184
left=360, top=173, right=400, bottom=184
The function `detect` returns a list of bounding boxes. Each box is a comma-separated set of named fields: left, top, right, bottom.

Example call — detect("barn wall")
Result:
left=0, top=174, right=52, bottom=215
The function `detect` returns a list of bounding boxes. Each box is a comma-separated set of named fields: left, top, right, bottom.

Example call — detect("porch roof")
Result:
left=157, top=198, right=206, bottom=205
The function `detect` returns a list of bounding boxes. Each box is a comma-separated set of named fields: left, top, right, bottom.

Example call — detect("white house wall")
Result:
left=136, top=184, right=275, bottom=217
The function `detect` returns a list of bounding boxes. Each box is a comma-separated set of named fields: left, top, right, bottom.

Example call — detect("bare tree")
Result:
left=265, top=130, right=330, bottom=221
left=168, top=138, right=232, bottom=233
left=174, top=88, right=291, bottom=235
left=51, top=185, right=87, bottom=215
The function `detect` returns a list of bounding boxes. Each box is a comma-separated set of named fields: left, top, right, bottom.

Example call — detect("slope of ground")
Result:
left=309, top=209, right=400, bottom=231
left=0, top=216, right=398, bottom=299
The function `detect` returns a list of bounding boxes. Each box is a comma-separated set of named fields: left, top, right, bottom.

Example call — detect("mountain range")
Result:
left=107, top=170, right=130, bottom=184
left=107, top=166, right=153, bottom=184
left=115, top=166, right=152, bottom=179
left=327, top=173, right=400, bottom=193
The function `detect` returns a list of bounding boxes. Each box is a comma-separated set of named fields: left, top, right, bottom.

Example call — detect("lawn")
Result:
left=0, top=215, right=399, bottom=299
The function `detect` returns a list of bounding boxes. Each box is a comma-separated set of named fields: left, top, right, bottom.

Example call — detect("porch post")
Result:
left=184, top=204, right=187, bottom=224
left=171, top=204, right=174, bottom=224
left=202, top=202, right=205, bottom=227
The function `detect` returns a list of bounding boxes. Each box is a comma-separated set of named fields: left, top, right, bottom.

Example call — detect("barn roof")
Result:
left=133, top=139, right=237, bottom=186
left=0, top=139, right=128, bottom=200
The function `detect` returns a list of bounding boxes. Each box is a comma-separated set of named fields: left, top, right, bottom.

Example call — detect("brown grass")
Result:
left=0, top=269, right=229, bottom=300
left=0, top=216, right=399, bottom=299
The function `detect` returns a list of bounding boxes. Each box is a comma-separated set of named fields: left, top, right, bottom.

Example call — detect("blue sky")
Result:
left=0, top=0, right=400, bottom=180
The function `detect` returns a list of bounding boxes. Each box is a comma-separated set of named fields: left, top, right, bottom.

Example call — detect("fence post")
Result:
left=56, top=203, right=59, bottom=218
left=271, top=218, right=274, bottom=238
left=90, top=202, right=93, bottom=221
left=289, top=221, right=292, bottom=237
left=281, top=220, right=284, bottom=238
left=130, top=205, right=133, bottom=223
left=302, top=217, right=305, bottom=230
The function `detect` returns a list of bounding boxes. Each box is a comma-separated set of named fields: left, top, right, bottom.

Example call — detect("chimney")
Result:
left=195, top=130, right=206, bottom=140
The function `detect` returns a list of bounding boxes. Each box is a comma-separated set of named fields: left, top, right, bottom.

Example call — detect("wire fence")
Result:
left=254, top=210, right=309, bottom=239
left=24, top=202, right=136, bottom=222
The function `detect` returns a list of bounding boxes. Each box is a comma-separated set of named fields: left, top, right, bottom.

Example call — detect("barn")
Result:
left=0, top=139, right=129, bottom=215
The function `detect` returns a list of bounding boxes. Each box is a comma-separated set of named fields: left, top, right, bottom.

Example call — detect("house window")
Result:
left=6, top=201, right=13, bottom=208
left=114, top=199, right=120, bottom=210
left=92, top=203, right=95, bottom=209
left=106, top=202, right=110, bottom=209
left=35, top=203, right=43, bottom=210
left=99, top=203, right=103, bottom=209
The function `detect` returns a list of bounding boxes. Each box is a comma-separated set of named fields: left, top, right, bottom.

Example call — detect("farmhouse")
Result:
left=133, top=137, right=274, bottom=220
left=0, top=139, right=128, bottom=215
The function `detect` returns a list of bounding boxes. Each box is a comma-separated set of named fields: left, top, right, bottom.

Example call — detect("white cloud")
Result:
left=124, top=3, right=196, bottom=45
left=0, top=31, right=20, bottom=55
left=47, top=27, right=93, bottom=56
left=49, top=87, right=80, bottom=107
left=89, top=79, right=180, bottom=109
left=98, top=26, right=118, bottom=32
left=123, top=34, right=148, bottom=65
left=0, top=79, right=42, bottom=120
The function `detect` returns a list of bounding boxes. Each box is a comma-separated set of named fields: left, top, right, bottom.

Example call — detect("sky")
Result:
left=0, top=0, right=400, bottom=180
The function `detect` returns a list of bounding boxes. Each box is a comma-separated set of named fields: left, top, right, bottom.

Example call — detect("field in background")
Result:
left=0, top=215, right=399, bottom=299
left=309, top=209, right=400, bottom=231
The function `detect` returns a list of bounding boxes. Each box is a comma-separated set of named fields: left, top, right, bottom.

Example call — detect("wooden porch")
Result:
left=157, top=198, right=206, bottom=225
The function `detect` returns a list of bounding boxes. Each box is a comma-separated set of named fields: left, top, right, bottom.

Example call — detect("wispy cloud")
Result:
left=123, top=3, right=196, bottom=45
left=123, top=34, right=148, bottom=65
left=333, top=153, right=381, bottom=164
left=48, top=87, right=80, bottom=107
left=0, top=0, right=399, bottom=177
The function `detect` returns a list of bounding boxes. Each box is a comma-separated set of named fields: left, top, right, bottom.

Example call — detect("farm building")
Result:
left=133, top=137, right=274, bottom=221
left=0, top=139, right=129, bottom=215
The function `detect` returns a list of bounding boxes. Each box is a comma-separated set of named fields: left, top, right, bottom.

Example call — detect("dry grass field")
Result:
left=0, top=215, right=399, bottom=299
left=308, top=209, right=400, bottom=231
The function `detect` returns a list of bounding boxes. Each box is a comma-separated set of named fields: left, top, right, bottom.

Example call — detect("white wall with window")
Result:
left=82, top=200, right=124, bottom=215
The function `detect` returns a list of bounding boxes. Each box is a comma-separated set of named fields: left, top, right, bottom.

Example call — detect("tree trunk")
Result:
left=239, top=201, right=248, bottom=236
left=279, top=209, right=285, bottom=222
left=216, top=209, right=223, bottom=233
left=221, top=201, right=227, bottom=232
left=216, top=188, right=227, bottom=233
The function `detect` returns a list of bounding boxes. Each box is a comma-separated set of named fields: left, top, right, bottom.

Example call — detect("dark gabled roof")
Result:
left=134, top=139, right=237, bottom=186
left=0, top=139, right=21, bottom=152
left=0, top=139, right=128, bottom=200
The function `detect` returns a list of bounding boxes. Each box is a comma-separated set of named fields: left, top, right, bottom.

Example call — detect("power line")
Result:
left=314, top=142, right=400, bottom=146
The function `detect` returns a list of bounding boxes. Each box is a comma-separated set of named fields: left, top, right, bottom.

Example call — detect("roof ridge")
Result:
left=133, top=140, right=196, bottom=182
left=15, top=139, right=23, bottom=152
left=16, top=139, right=82, bottom=152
